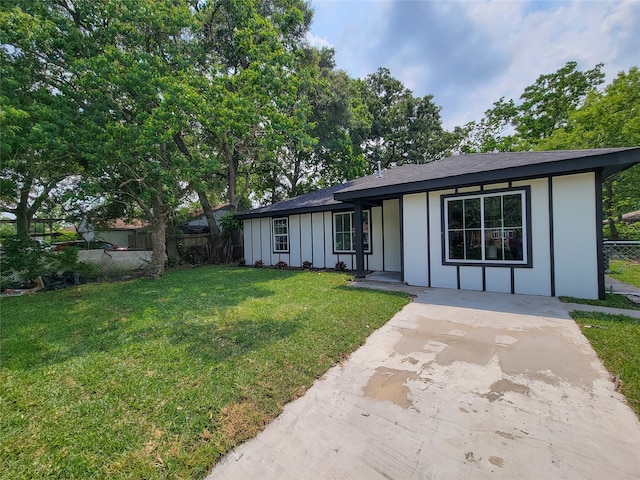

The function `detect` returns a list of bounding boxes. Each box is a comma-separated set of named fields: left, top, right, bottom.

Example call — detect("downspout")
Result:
left=353, top=201, right=366, bottom=278
left=595, top=168, right=606, bottom=300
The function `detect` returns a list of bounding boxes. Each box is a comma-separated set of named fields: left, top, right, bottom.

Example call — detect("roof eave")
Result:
left=234, top=202, right=350, bottom=220
left=334, top=150, right=640, bottom=202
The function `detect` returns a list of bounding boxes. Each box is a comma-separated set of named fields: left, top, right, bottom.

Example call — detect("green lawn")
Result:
left=560, top=292, right=640, bottom=310
left=609, top=259, right=640, bottom=288
left=0, top=266, right=409, bottom=479
left=572, top=311, right=640, bottom=417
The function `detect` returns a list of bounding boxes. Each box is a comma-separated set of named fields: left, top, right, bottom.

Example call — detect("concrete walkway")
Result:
left=207, top=287, right=640, bottom=480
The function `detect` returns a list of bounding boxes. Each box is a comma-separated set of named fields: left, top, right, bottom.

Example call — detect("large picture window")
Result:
left=273, top=217, right=289, bottom=252
left=444, top=189, right=528, bottom=265
left=334, top=210, right=371, bottom=253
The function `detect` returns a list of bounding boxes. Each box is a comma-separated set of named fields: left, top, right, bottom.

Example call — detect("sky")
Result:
left=306, top=0, right=640, bottom=130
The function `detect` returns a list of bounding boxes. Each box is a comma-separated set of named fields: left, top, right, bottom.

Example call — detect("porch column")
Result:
left=353, top=201, right=366, bottom=278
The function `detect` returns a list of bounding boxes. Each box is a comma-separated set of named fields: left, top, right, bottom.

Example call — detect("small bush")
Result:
left=166, top=255, right=183, bottom=268
left=254, top=259, right=264, bottom=268
left=274, top=260, right=287, bottom=270
left=237, top=258, right=246, bottom=267
left=220, top=212, right=242, bottom=235
left=0, top=236, right=93, bottom=289
left=335, top=261, right=347, bottom=272
left=302, top=260, right=312, bottom=270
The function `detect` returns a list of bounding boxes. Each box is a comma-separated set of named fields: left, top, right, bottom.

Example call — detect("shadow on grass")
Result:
left=1, top=266, right=307, bottom=371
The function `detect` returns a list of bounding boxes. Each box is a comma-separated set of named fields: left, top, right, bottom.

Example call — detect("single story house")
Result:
left=236, top=148, right=640, bottom=300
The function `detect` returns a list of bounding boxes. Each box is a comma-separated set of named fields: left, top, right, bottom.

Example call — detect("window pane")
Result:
left=464, top=198, right=481, bottom=228
left=448, top=200, right=463, bottom=229
left=505, top=228, right=524, bottom=260
left=484, top=228, right=503, bottom=260
left=448, top=231, right=464, bottom=259
left=503, top=194, right=522, bottom=227
left=465, top=229, right=482, bottom=260
left=484, top=195, right=502, bottom=228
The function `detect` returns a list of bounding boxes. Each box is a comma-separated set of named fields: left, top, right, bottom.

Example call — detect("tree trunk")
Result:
left=197, top=190, right=220, bottom=236
left=148, top=195, right=168, bottom=278
left=15, top=183, right=32, bottom=239
left=223, top=141, right=238, bottom=211
left=604, top=179, right=619, bottom=240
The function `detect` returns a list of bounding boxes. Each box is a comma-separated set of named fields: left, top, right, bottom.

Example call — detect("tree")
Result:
left=360, top=67, right=454, bottom=170
left=540, top=67, right=640, bottom=239
left=463, top=61, right=605, bottom=152
left=0, top=3, right=85, bottom=238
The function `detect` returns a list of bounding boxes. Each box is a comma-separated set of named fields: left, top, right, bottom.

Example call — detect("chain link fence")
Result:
left=604, top=241, right=640, bottom=270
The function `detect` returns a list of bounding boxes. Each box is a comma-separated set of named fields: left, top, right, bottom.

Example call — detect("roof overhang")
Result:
left=334, top=148, right=640, bottom=202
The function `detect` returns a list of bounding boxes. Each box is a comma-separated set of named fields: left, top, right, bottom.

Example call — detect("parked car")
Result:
left=52, top=240, right=128, bottom=251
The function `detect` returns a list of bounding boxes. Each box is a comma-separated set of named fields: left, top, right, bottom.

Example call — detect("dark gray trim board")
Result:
left=595, top=169, right=605, bottom=300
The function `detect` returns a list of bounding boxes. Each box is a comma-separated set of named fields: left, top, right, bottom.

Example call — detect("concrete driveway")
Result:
left=207, top=287, right=640, bottom=480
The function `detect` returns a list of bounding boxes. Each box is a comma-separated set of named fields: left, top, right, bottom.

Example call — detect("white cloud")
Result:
left=309, top=0, right=640, bottom=130
left=305, top=32, right=333, bottom=49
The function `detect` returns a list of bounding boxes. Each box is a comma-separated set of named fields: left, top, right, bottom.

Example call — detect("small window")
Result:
left=444, top=189, right=528, bottom=265
left=334, top=210, right=371, bottom=253
left=273, top=217, right=289, bottom=253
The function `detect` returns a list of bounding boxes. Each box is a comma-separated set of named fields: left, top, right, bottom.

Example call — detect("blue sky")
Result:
left=306, top=0, right=640, bottom=130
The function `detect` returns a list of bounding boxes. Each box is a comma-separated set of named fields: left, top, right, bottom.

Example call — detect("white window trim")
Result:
left=272, top=217, right=289, bottom=253
left=443, top=189, right=528, bottom=265
left=333, top=210, right=371, bottom=254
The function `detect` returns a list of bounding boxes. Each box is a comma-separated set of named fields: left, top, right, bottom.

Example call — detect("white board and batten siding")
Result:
left=242, top=201, right=401, bottom=273
left=401, top=173, right=599, bottom=299
left=243, top=172, right=601, bottom=299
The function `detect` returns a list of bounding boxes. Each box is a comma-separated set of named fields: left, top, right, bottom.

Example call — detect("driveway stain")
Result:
left=480, top=379, right=530, bottom=402
left=363, top=367, right=418, bottom=409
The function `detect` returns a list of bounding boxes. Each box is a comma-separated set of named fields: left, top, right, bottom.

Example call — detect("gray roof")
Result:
left=236, top=148, right=640, bottom=219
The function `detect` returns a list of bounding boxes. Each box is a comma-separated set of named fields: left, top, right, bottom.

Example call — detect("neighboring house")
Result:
left=236, top=147, right=640, bottom=300
left=178, top=204, right=231, bottom=234
left=89, top=219, right=148, bottom=248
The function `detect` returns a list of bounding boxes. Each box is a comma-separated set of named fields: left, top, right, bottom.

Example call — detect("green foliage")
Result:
left=0, top=236, right=92, bottom=289
left=360, top=67, right=458, bottom=170
left=219, top=212, right=242, bottom=235
left=560, top=293, right=640, bottom=311
left=540, top=67, right=640, bottom=239
left=572, top=311, right=640, bottom=417
left=463, top=61, right=605, bottom=152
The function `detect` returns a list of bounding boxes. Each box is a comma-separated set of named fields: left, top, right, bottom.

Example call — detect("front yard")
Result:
left=0, top=266, right=409, bottom=479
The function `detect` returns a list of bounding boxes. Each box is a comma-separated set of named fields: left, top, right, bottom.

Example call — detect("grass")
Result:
left=0, top=266, right=410, bottom=479
left=560, top=292, right=640, bottom=310
left=572, top=311, right=640, bottom=417
left=609, top=259, right=640, bottom=288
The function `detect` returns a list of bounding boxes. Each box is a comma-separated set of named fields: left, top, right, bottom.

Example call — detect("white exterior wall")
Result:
left=382, top=199, right=401, bottom=272
left=424, top=181, right=556, bottom=295
left=403, top=193, right=429, bottom=286
left=242, top=205, right=391, bottom=271
left=552, top=173, right=598, bottom=299
left=513, top=178, right=552, bottom=296
left=243, top=172, right=600, bottom=299
left=429, top=189, right=457, bottom=289
left=368, top=206, right=384, bottom=271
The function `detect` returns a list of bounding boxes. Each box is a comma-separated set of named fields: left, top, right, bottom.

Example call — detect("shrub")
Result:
left=302, top=260, right=312, bottom=270
left=0, top=235, right=95, bottom=289
left=254, top=259, right=264, bottom=268
left=238, top=258, right=246, bottom=267
left=274, top=260, right=287, bottom=270
left=335, top=261, right=347, bottom=271
left=220, top=212, right=242, bottom=235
